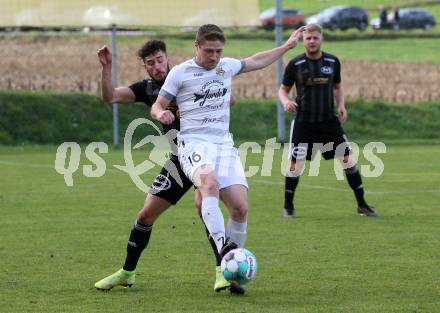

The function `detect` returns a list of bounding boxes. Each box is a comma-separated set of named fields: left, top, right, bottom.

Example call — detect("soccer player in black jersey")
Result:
left=94, top=40, right=243, bottom=294
left=279, top=24, right=378, bottom=218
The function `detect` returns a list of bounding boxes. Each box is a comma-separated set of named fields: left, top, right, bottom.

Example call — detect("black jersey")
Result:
left=129, top=79, right=179, bottom=133
left=129, top=79, right=179, bottom=158
left=282, top=52, right=341, bottom=123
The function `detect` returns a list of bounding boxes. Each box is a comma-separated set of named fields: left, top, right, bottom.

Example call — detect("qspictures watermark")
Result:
left=54, top=118, right=386, bottom=193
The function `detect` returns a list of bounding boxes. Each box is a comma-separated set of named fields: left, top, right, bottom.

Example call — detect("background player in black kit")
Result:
left=94, top=40, right=242, bottom=294
left=278, top=24, right=379, bottom=218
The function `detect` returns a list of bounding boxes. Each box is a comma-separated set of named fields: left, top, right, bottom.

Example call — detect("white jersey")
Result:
left=159, top=57, right=245, bottom=144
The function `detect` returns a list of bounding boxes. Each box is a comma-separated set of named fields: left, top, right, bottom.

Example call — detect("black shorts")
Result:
left=289, top=116, right=351, bottom=161
left=149, top=157, right=193, bottom=205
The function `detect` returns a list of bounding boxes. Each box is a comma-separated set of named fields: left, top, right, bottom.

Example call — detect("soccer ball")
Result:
left=220, top=248, right=258, bottom=285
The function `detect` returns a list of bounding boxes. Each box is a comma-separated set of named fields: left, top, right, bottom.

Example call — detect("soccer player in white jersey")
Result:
left=151, top=24, right=304, bottom=293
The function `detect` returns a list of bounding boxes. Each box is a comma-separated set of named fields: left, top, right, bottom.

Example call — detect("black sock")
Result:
left=123, top=220, right=152, bottom=272
left=345, top=166, right=367, bottom=207
left=200, top=215, right=222, bottom=266
left=284, top=175, right=300, bottom=211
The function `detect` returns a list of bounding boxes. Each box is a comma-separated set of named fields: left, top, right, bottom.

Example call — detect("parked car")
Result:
left=307, top=5, right=369, bottom=31
left=260, top=7, right=305, bottom=30
left=371, top=8, right=436, bottom=30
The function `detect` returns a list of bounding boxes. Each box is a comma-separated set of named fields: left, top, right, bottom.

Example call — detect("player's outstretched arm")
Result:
left=241, top=26, right=305, bottom=73
left=151, top=95, right=175, bottom=125
left=97, top=45, right=136, bottom=104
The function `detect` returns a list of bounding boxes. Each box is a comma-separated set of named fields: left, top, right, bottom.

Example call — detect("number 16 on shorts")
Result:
left=178, top=141, right=217, bottom=181
left=188, top=151, right=201, bottom=166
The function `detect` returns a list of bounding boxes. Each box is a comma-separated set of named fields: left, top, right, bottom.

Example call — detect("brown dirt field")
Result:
left=1, top=36, right=439, bottom=103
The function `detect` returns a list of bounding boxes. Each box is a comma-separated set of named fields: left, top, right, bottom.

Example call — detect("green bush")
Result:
left=0, top=90, right=154, bottom=145
left=345, top=99, right=440, bottom=140
left=231, top=98, right=440, bottom=142
left=0, top=90, right=439, bottom=145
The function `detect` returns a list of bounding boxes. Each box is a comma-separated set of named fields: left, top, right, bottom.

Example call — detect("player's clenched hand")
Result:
left=157, top=110, right=175, bottom=125
left=283, top=100, right=298, bottom=113
left=338, top=104, right=347, bottom=123
left=285, top=26, right=305, bottom=49
left=97, top=45, right=112, bottom=66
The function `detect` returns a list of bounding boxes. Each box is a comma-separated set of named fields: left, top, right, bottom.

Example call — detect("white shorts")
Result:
left=178, top=140, right=248, bottom=190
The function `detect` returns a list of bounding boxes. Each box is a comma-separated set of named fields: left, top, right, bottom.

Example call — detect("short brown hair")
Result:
left=195, top=24, right=226, bottom=44
left=304, top=23, right=323, bottom=34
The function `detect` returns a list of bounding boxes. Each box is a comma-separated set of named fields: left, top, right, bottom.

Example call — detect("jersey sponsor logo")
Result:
left=194, top=88, right=228, bottom=105
left=201, top=116, right=225, bottom=125
left=306, top=77, right=330, bottom=85
left=194, top=72, right=204, bottom=77
left=194, top=80, right=228, bottom=107
left=204, top=103, right=224, bottom=110
left=216, top=66, right=225, bottom=76
left=152, top=174, right=172, bottom=191
left=321, top=66, right=333, bottom=74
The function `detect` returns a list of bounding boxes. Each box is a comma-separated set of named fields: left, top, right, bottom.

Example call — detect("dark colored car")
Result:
left=307, top=5, right=369, bottom=31
left=260, top=7, right=305, bottom=30
left=371, top=8, right=436, bottom=30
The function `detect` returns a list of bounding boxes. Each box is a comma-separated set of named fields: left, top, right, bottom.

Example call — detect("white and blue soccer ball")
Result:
left=220, top=248, right=258, bottom=285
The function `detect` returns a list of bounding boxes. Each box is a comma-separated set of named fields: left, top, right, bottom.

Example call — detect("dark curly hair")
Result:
left=137, top=40, right=167, bottom=60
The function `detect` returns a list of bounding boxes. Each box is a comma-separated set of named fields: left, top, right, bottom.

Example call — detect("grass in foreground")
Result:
left=0, top=144, right=439, bottom=312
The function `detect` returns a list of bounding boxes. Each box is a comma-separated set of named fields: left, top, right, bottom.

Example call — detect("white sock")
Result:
left=201, top=197, right=225, bottom=253
left=226, top=218, right=247, bottom=248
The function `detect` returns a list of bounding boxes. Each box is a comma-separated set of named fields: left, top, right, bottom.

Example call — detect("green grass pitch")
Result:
left=0, top=144, right=439, bottom=313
